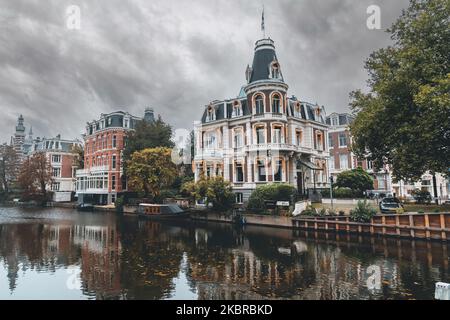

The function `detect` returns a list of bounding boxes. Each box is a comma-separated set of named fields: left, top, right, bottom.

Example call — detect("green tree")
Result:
left=126, top=147, right=177, bottom=202
left=335, top=168, right=374, bottom=196
left=181, top=176, right=235, bottom=211
left=350, top=0, right=450, bottom=182
left=123, top=116, right=174, bottom=161
left=205, top=176, right=235, bottom=212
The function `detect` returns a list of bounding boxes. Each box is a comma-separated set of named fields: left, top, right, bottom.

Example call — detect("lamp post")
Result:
left=330, top=175, right=334, bottom=211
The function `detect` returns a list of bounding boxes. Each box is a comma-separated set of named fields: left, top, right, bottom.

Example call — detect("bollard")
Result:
left=435, top=282, right=450, bottom=300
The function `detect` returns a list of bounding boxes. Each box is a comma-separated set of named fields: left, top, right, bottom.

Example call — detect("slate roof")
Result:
left=249, top=39, right=284, bottom=83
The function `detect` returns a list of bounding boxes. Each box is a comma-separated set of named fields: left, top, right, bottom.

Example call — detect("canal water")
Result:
left=0, top=206, right=448, bottom=300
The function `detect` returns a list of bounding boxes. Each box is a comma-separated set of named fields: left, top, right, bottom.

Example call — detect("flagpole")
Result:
left=262, top=5, right=265, bottom=39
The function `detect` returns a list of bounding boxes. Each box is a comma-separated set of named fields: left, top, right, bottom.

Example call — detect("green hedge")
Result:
left=247, top=184, right=296, bottom=213
left=320, top=187, right=363, bottom=199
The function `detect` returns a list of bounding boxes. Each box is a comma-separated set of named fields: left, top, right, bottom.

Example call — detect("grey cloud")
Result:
left=0, top=0, right=410, bottom=143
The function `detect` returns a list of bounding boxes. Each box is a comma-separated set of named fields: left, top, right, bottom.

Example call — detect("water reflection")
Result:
left=0, top=206, right=448, bottom=300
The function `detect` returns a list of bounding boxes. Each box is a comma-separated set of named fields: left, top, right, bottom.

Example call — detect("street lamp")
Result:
left=329, top=175, right=334, bottom=211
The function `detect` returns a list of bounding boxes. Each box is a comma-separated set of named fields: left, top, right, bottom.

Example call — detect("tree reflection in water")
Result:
left=0, top=207, right=448, bottom=300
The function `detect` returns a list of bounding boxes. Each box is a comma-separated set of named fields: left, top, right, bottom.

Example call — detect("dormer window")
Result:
left=294, top=102, right=301, bottom=118
left=272, top=94, right=281, bottom=113
left=332, top=117, right=338, bottom=126
left=270, top=62, right=280, bottom=79
left=254, top=94, right=264, bottom=115
left=232, top=101, right=242, bottom=118
left=315, top=107, right=321, bottom=120
left=206, top=106, right=216, bottom=122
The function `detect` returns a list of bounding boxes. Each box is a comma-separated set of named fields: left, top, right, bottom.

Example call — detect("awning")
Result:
left=297, top=159, right=323, bottom=171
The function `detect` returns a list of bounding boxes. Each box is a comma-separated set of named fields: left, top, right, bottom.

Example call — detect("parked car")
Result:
left=379, top=197, right=404, bottom=214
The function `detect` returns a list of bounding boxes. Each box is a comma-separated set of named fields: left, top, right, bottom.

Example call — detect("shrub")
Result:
left=182, top=176, right=235, bottom=212
left=247, top=184, right=297, bottom=213
left=115, top=195, right=125, bottom=213
left=334, top=187, right=356, bottom=199
left=412, top=189, right=432, bottom=204
left=350, top=200, right=377, bottom=223
left=301, top=205, right=315, bottom=216
left=335, top=168, right=373, bottom=195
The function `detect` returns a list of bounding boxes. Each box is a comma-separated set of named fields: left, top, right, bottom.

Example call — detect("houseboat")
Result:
left=138, top=203, right=189, bottom=219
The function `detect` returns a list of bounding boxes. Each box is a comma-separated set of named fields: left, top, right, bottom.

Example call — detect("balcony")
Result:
left=247, top=143, right=297, bottom=152
left=76, top=165, right=109, bottom=177
left=194, top=148, right=223, bottom=160
left=90, top=165, right=109, bottom=173
left=252, top=113, right=287, bottom=122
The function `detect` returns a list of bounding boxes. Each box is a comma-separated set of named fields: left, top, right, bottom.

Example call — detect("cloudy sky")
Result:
left=0, top=0, right=410, bottom=143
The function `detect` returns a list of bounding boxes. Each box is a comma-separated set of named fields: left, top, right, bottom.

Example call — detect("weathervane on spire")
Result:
left=261, top=5, right=265, bottom=39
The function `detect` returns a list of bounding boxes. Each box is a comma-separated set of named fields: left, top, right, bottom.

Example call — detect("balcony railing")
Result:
left=76, top=165, right=109, bottom=177
left=251, top=113, right=287, bottom=122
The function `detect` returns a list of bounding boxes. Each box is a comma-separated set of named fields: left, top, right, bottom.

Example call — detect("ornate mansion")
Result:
left=194, top=37, right=330, bottom=203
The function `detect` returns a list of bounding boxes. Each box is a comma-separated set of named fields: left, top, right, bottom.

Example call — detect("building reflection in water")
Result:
left=0, top=209, right=449, bottom=300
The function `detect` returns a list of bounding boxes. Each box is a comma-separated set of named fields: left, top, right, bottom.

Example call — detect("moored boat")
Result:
left=138, top=203, right=189, bottom=219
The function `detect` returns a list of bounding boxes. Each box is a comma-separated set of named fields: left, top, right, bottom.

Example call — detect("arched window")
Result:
left=255, top=95, right=264, bottom=114
left=272, top=94, right=281, bottom=113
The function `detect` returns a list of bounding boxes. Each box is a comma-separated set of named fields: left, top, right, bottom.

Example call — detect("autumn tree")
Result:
left=0, top=144, right=19, bottom=195
left=350, top=0, right=450, bottom=185
left=18, top=152, right=53, bottom=202
left=181, top=176, right=235, bottom=211
left=126, top=147, right=177, bottom=202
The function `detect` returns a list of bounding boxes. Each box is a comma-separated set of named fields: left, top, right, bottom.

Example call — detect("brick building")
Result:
left=76, top=108, right=154, bottom=205
left=27, top=135, right=82, bottom=202
left=326, top=112, right=391, bottom=192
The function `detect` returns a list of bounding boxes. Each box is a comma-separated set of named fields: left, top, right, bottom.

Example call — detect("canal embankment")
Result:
left=5, top=200, right=449, bottom=242
left=190, top=211, right=450, bottom=242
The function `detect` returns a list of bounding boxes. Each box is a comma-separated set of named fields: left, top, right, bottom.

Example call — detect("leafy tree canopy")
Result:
left=335, top=168, right=374, bottom=195
left=350, top=0, right=450, bottom=181
left=181, top=176, right=235, bottom=212
left=126, top=147, right=177, bottom=202
left=123, top=116, right=174, bottom=161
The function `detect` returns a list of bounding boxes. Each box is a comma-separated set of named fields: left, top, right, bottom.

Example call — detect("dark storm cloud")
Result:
left=0, top=0, right=410, bottom=142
